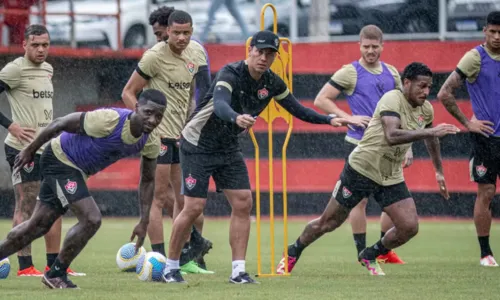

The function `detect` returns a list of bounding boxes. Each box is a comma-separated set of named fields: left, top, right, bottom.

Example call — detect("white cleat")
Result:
left=480, top=255, right=499, bottom=267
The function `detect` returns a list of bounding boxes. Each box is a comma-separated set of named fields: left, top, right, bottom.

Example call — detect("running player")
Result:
left=306, top=24, right=407, bottom=266
left=277, top=62, right=459, bottom=276
left=0, top=89, right=166, bottom=289
left=162, top=30, right=364, bottom=284
left=437, top=11, right=499, bottom=267
left=122, top=10, right=213, bottom=274
left=0, top=24, right=83, bottom=277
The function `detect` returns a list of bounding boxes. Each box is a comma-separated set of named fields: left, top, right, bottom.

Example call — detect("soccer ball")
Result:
left=136, top=252, right=166, bottom=282
left=0, top=258, right=10, bottom=279
left=116, top=243, right=147, bottom=272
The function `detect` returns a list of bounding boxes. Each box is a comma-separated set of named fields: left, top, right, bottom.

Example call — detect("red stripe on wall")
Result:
left=76, top=100, right=473, bottom=133
left=87, top=158, right=489, bottom=193
left=0, top=41, right=478, bottom=74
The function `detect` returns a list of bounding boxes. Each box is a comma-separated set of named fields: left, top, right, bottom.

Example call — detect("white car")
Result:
left=29, top=0, right=308, bottom=49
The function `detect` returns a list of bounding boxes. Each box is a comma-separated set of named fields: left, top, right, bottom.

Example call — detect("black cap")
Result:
left=250, top=30, right=280, bottom=52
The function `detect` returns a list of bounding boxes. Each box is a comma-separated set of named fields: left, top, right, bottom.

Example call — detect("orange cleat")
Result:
left=45, top=266, right=87, bottom=276
left=17, top=266, right=44, bottom=277
left=377, top=250, right=405, bottom=264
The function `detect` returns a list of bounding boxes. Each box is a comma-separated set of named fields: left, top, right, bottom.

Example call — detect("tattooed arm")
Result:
left=437, top=71, right=470, bottom=126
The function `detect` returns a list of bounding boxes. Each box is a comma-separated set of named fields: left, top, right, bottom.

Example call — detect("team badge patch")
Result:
left=187, top=62, right=195, bottom=74
left=185, top=174, right=197, bottom=190
left=476, top=163, right=487, bottom=177
left=23, top=162, right=34, bottom=173
left=257, top=88, right=269, bottom=100
left=65, top=179, right=78, bottom=195
left=342, top=186, right=352, bottom=198
left=417, top=115, right=424, bottom=127
left=160, top=144, right=168, bottom=156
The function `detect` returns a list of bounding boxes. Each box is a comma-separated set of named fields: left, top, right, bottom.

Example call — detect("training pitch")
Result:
left=0, top=217, right=498, bottom=300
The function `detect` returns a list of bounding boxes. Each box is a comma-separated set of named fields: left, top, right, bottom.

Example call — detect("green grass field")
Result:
left=0, top=217, right=499, bottom=300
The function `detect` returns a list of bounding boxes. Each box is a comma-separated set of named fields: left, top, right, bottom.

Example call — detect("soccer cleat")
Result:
left=180, top=260, right=215, bottom=274
left=229, top=272, right=259, bottom=284
left=45, top=266, right=87, bottom=276
left=377, top=250, right=405, bottom=264
left=42, top=274, right=79, bottom=289
left=17, top=266, right=43, bottom=277
left=162, top=269, right=186, bottom=283
left=359, top=249, right=385, bottom=275
left=276, top=254, right=298, bottom=274
left=480, top=255, right=499, bottom=267
left=192, top=238, right=213, bottom=265
left=359, top=258, right=386, bottom=276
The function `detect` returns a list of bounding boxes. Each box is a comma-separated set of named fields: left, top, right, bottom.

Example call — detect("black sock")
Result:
left=46, top=253, right=58, bottom=268
left=353, top=233, right=366, bottom=255
left=361, top=239, right=390, bottom=261
left=18, top=255, right=33, bottom=270
left=478, top=236, right=493, bottom=258
left=381, top=231, right=386, bottom=239
left=151, top=243, right=166, bottom=257
left=288, top=238, right=307, bottom=258
left=190, top=226, right=202, bottom=244
left=46, top=258, right=68, bottom=278
left=180, top=242, right=192, bottom=266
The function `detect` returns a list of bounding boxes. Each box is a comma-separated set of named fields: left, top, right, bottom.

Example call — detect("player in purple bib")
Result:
left=438, top=11, right=500, bottom=267
left=0, top=89, right=166, bottom=289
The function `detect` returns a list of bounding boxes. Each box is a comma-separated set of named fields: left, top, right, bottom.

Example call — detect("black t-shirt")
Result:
left=181, top=60, right=290, bottom=153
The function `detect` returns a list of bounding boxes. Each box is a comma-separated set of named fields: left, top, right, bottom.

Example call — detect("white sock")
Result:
left=232, top=260, right=245, bottom=278
left=165, top=259, right=180, bottom=273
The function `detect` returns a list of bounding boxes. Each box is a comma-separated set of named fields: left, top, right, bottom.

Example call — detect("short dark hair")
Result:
left=486, top=11, right=500, bottom=26
left=24, top=24, right=49, bottom=40
left=359, top=25, right=383, bottom=42
left=167, top=10, right=192, bottom=27
left=149, top=6, right=174, bottom=26
left=402, top=62, right=433, bottom=81
left=138, top=89, right=167, bottom=107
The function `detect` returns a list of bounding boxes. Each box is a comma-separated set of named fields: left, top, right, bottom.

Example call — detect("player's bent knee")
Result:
left=230, top=192, right=253, bottom=215
left=477, top=184, right=496, bottom=203
left=183, top=197, right=206, bottom=218
left=85, top=213, right=102, bottom=232
left=399, top=220, right=419, bottom=239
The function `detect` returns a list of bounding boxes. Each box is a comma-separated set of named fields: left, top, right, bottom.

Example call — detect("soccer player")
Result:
left=0, top=89, right=166, bottom=289
left=162, top=30, right=364, bottom=284
left=437, top=11, right=500, bottom=267
left=0, top=24, right=83, bottom=277
left=122, top=10, right=213, bottom=274
left=307, top=24, right=407, bottom=266
left=277, top=62, right=459, bottom=276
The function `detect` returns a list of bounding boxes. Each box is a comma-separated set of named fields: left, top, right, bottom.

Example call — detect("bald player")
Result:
left=307, top=25, right=407, bottom=266
left=0, top=24, right=83, bottom=277
left=122, top=10, right=213, bottom=274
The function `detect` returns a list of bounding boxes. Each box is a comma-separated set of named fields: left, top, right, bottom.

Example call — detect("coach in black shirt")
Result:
left=162, top=30, right=364, bottom=284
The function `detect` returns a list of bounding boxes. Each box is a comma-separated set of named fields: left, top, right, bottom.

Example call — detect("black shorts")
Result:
left=333, top=163, right=412, bottom=209
left=179, top=140, right=251, bottom=198
left=157, top=138, right=180, bottom=165
left=5, top=144, right=41, bottom=185
left=469, top=133, right=500, bottom=185
left=343, top=140, right=357, bottom=160
left=38, top=144, right=91, bottom=215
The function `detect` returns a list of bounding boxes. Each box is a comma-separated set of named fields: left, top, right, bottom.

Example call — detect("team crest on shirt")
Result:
left=23, top=162, right=34, bottom=173
left=476, top=163, right=487, bottom=177
left=65, top=179, right=78, bottom=195
left=342, top=186, right=352, bottom=198
left=257, top=88, right=269, bottom=100
left=187, top=62, right=195, bottom=74
left=417, top=115, right=425, bottom=127
left=185, top=174, right=197, bottom=190
left=159, top=144, right=168, bottom=156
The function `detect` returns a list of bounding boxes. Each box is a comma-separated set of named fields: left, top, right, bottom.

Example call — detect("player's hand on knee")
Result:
left=430, top=123, right=460, bottom=138
left=465, top=119, right=495, bottom=137
left=130, top=221, right=148, bottom=253
left=13, top=148, right=35, bottom=175
left=236, top=114, right=256, bottom=129
left=8, top=123, right=36, bottom=144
